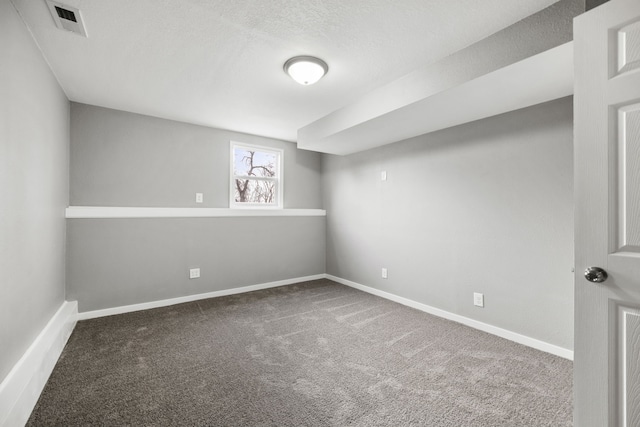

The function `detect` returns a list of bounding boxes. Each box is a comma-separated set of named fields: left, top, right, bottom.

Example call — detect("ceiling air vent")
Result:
left=45, top=0, right=87, bottom=37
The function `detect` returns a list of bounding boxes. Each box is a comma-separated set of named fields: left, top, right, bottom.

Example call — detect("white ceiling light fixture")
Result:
left=284, top=56, right=328, bottom=85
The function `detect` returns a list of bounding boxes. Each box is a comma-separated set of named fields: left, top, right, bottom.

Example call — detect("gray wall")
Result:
left=68, top=104, right=324, bottom=312
left=70, top=103, right=322, bottom=209
left=67, top=217, right=325, bottom=311
left=0, top=1, right=69, bottom=382
left=322, top=97, right=574, bottom=350
left=586, top=0, right=609, bottom=11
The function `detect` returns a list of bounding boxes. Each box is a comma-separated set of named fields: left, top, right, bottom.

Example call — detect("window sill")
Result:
left=65, top=206, right=326, bottom=218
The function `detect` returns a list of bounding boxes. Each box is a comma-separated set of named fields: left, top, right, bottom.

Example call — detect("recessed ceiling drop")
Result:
left=284, top=56, right=328, bottom=85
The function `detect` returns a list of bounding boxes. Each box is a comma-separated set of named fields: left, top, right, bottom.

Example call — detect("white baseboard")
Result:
left=326, top=274, right=574, bottom=361
left=77, top=273, right=572, bottom=360
left=77, top=274, right=326, bottom=320
left=0, top=301, right=77, bottom=427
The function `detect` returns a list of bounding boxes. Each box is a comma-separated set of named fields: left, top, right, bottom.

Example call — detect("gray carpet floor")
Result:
left=28, top=279, right=573, bottom=426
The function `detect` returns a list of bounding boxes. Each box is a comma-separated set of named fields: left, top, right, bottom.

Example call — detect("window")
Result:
left=230, top=142, right=283, bottom=208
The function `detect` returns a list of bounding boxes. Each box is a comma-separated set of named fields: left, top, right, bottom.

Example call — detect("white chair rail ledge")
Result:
left=65, top=206, right=327, bottom=218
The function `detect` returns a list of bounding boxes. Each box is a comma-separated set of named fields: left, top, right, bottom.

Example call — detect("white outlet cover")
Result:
left=381, top=171, right=387, bottom=181
left=189, top=268, right=201, bottom=279
left=195, top=193, right=204, bottom=203
left=381, top=268, right=388, bottom=279
left=473, top=292, right=484, bottom=307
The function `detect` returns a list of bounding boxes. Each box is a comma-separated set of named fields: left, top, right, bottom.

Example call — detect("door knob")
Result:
left=584, top=267, right=608, bottom=283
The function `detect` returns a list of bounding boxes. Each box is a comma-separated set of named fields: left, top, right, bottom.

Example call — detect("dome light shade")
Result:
left=284, top=56, right=328, bottom=85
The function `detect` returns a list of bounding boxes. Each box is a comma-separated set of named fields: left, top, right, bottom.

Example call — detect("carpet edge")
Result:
left=327, top=274, right=574, bottom=361
left=76, top=274, right=327, bottom=320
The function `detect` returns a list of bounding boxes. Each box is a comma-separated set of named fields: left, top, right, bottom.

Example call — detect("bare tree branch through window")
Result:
left=231, top=144, right=282, bottom=207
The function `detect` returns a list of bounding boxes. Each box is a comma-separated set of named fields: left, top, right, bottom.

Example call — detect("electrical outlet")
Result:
left=381, top=170, right=387, bottom=181
left=473, top=292, right=484, bottom=307
left=195, top=193, right=204, bottom=203
left=381, top=268, right=388, bottom=279
left=189, top=268, right=201, bottom=279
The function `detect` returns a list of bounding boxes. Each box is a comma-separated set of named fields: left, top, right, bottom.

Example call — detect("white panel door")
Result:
left=574, top=0, right=640, bottom=425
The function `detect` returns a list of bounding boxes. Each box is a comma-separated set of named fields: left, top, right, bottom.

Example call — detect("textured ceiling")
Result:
left=12, top=0, right=560, bottom=142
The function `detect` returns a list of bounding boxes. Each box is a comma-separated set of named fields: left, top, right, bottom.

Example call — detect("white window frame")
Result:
left=230, top=142, right=283, bottom=209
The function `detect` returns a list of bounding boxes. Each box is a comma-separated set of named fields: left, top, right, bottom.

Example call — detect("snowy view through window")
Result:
left=232, top=145, right=281, bottom=206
